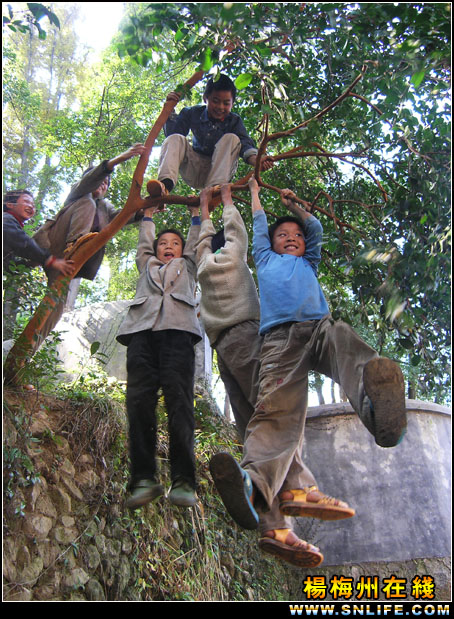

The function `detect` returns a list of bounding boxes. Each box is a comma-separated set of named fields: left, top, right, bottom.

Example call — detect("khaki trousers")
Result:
left=215, top=320, right=291, bottom=534
left=158, top=133, right=241, bottom=189
left=241, top=316, right=378, bottom=510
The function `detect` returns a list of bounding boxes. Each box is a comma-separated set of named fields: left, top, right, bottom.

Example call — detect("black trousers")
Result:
left=126, top=329, right=197, bottom=489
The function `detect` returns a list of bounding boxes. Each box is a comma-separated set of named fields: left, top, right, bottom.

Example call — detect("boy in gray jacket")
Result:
left=117, top=203, right=202, bottom=510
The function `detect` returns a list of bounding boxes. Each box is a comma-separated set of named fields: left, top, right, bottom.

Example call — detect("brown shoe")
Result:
left=363, top=357, right=407, bottom=447
left=259, top=528, right=324, bottom=568
left=279, top=487, right=355, bottom=520
left=146, top=179, right=167, bottom=198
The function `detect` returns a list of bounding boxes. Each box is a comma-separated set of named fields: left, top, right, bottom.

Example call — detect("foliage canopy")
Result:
left=2, top=2, right=451, bottom=403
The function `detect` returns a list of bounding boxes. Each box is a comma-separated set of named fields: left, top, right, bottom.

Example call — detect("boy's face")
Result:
left=272, top=222, right=306, bottom=257
left=156, top=232, right=184, bottom=263
left=7, top=193, right=36, bottom=223
left=205, top=90, right=234, bottom=122
left=92, top=177, right=109, bottom=199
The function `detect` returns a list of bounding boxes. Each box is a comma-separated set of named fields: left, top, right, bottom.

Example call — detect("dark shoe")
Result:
left=126, top=479, right=164, bottom=510
left=209, top=452, right=259, bottom=530
left=363, top=357, right=407, bottom=448
left=168, top=480, right=197, bottom=507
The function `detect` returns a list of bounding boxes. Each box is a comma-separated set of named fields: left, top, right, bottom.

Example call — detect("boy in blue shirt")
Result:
left=210, top=179, right=407, bottom=545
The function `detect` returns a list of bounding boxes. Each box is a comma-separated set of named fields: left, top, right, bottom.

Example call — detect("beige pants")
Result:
left=241, top=316, right=378, bottom=510
left=215, top=320, right=291, bottom=534
left=158, top=133, right=241, bottom=189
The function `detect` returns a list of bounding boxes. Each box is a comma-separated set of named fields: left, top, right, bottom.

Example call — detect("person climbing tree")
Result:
left=28, top=144, right=146, bottom=355
left=147, top=74, right=274, bottom=198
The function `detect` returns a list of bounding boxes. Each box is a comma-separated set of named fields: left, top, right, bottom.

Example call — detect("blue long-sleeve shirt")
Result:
left=164, top=105, right=258, bottom=162
left=252, top=210, right=330, bottom=334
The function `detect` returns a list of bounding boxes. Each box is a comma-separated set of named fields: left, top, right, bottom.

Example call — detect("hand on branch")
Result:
left=185, top=195, right=200, bottom=219
left=199, top=187, right=213, bottom=221
left=107, top=143, right=147, bottom=170
left=248, top=177, right=263, bottom=213
left=281, top=188, right=312, bottom=220
left=248, top=154, right=274, bottom=171
left=220, top=183, right=233, bottom=205
left=280, top=188, right=298, bottom=207
left=144, top=203, right=165, bottom=218
left=248, top=177, right=260, bottom=193
left=166, top=91, right=181, bottom=103
left=47, top=257, right=76, bottom=276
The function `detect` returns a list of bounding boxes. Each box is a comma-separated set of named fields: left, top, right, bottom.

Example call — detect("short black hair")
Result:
left=268, top=216, right=305, bottom=244
left=3, top=189, right=34, bottom=211
left=203, top=74, right=237, bottom=102
left=153, top=228, right=186, bottom=255
left=82, top=166, right=111, bottom=188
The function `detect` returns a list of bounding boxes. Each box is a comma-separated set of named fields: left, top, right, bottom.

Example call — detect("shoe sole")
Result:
left=363, top=357, right=407, bottom=448
left=209, top=453, right=258, bottom=530
left=168, top=492, right=197, bottom=507
left=259, top=537, right=324, bottom=568
left=279, top=500, right=355, bottom=520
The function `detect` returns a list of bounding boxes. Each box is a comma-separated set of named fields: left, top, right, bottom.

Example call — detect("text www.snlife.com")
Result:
left=289, top=604, right=450, bottom=616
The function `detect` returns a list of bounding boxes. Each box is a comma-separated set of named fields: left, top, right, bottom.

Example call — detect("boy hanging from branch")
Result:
left=210, top=178, right=407, bottom=560
left=116, top=201, right=202, bottom=510
left=196, top=183, right=323, bottom=567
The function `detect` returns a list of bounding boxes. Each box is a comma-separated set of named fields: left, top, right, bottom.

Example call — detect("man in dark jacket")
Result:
left=3, top=190, right=75, bottom=340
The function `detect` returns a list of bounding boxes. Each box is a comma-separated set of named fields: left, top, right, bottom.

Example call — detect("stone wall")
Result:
left=2, top=389, right=298, bottom=602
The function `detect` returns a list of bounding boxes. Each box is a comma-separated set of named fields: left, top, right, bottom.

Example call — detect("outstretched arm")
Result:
left=248, top=177, right=263, bottom=213
left=199, top=187, right=213, bottom=222
left=106, top=143, right=147, bottom=171
left=280, top=188, right=312, bottom=221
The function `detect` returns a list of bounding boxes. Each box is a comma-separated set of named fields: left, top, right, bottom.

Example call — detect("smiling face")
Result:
left=7, top=193, right=36, bottom=224
left=204, top=89, right=234, bottom=122
left=92, top=177, right=110, bottom=200
left=156, top=232, right=184, bottom=263
left=272, top=221, right=306, bottom=257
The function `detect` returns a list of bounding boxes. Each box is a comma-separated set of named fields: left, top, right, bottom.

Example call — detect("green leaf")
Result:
left=410, top=70, right=425, bottom=88
left=200, top=48, right=213, bottom=71
left=90, top=341, right=101, bottom=356
left=234, top=73, right=253, bottom=90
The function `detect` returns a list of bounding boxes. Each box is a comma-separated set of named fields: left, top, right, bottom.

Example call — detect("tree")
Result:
left=3, top=2, right=450, bottom=404
left=115, top=2, right=451, bottom=403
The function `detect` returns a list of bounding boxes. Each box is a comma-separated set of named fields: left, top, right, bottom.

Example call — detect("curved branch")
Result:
left=4, top=69, right=207, bottom=385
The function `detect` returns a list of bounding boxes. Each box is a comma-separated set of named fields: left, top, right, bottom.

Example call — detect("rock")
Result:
left=65, top=567, right=90, bottom=589
left=23, top=514, right=54, bottom=541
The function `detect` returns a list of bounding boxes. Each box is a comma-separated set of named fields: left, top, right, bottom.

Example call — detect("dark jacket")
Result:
left=164, top=105, right=258, bottom=162
left=3, top=211, right=50, bottom=272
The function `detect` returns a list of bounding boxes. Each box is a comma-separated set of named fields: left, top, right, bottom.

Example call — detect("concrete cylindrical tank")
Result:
left=295, top=400, right=451, bottom=567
